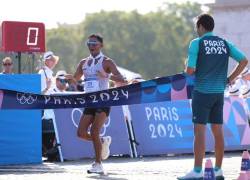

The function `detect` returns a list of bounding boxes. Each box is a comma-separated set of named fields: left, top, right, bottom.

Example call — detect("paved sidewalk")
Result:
left=0, top=152, right=244, bottom=180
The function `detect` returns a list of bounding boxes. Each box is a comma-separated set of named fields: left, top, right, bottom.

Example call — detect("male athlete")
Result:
left=72, top=34, right=127, bottom=174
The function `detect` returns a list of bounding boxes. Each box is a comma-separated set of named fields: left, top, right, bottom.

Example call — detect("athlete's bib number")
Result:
left=84, top=80, right=99, bottom=93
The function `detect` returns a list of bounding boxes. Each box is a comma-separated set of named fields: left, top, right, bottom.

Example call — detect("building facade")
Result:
left=209, top=0, right=250, bottom=70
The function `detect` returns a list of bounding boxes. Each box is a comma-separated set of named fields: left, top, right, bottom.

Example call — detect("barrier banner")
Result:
left=205, top=97, right=250, bottom=151
left=130, top=100, right=194, bottom=155
left=227, top=97, right=250, bottom=148
left=130, top=97, right=250, bottom=156
left=0, top=73, right=194, bottom=109
left=54, top=106, right=131, bottom=160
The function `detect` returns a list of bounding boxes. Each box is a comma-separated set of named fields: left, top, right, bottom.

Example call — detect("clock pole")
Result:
left=17, top=52, right=21, bottom=74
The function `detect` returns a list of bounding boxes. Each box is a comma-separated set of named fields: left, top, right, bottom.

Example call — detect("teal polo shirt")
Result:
left=187, top=32, right=246, bottom=93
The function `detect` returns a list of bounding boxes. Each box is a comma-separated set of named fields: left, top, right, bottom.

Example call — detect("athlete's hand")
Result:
left=64, top=74, right=77, bottom=84
left=115, top=79, right=128, bottom=87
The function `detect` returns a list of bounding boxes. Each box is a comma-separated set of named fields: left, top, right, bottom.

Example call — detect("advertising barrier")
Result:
left=54, top=106, right=131, bottom=160
left=130, top=100, right=194, bottom=155
left=1, top=75, right=250, bottom=164
left=230, top=97, right=250, bottom=148
left=130, top=98, right=250, bottom=156
left=0, top=75, right=41, bottom=165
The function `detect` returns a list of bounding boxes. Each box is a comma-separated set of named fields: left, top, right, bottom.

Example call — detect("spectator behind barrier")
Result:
left=227, top=69, right=250, bottom=98
left=38, top=51, right=59, bottom=95
left=43, top=70, right=79, bottom=162
left=228, top=79, right=241, bottom=97
left=240, top=84, right=250, bottom=98
left=51, top=70, right=68, bottom=93
left=40, top=70, right=68, bottom=162
left=52, top=71, right=83, bottom=94
left=240, top=68, right=250, bottom=98
left=0, top=57, right=14, bottom=74
left=38, top=51, right=59, bottom=161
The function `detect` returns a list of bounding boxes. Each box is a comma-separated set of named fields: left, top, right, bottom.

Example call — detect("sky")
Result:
left=0, top=0, right=215, bottom=29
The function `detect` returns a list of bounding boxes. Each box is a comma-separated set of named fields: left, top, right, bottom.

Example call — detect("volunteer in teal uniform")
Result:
left=178, top=14, right=248, bottom=180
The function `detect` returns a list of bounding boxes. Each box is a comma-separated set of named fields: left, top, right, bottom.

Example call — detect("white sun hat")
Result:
left=43, top=51, right=59, bottom=64
left=55, top=70, right=67, bottom=79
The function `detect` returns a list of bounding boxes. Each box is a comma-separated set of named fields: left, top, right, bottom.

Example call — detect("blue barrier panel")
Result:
left=0, top=74, right=41, bottom=165
left=129, top=100, right=194, bottom=155
left=130, top=98, right=250, bottom=156
left=54, top=106, right=131, bottom=160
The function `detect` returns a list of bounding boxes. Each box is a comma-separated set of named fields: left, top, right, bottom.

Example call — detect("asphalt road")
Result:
left=0, top=152, right=246, bottom=180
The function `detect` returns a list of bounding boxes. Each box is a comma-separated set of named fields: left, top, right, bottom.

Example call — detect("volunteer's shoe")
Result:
left=214, top=169, right=224, bottom=180
left=87, top=162, right=104, bottom=174
left=177, top=169, right=203, bottom=180
left=101, top=136, right=112, bottom=160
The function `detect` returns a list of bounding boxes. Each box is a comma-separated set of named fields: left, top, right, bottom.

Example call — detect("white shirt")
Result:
left=51, top=86, right=66, bottom=94
left=42, top=86, right=67, bottom=120
left=82, top=52, right=110, bottom=92
left=38, top=66, right=54, bottom=93
left=39, top=66, right=55, bottom=120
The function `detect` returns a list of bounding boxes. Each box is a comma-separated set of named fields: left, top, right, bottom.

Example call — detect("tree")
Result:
left=43, top=2, right=203, bottom=79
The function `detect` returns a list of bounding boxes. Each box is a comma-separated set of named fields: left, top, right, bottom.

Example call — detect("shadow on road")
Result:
left=0, top=163, right=66, bottom=175
left=87, top=172, right=128, bottom=180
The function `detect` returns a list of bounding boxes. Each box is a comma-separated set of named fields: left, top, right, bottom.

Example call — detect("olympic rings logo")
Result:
left=16, top=93, right=37, bottom=104
left=71, top=108, right=82, bottom=128
left=71, top=108, right=111, bottom=136
left=100, top=116, right=111, bottom=136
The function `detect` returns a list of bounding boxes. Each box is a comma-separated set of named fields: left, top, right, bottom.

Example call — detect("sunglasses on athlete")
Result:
left=86, top=40, right=101, bottom=47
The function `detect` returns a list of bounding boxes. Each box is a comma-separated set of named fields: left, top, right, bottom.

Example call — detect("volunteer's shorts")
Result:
left=192, top=90, right=224, bottom=124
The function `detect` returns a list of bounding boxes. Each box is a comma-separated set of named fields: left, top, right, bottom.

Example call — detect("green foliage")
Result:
left=0, top=2, right=203, bottom=78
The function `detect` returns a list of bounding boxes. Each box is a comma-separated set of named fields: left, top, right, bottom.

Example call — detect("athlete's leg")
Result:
left=90, top=111, right=108, bottom=163
left=77, top=114, right=94, bottom=141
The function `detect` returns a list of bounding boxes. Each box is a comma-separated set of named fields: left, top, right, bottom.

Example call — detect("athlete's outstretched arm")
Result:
left=63, top=60, right=84, bottom=85
left=105, top=59, right=127, bottom=83
left=73, top=60, right=84, bottom=81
